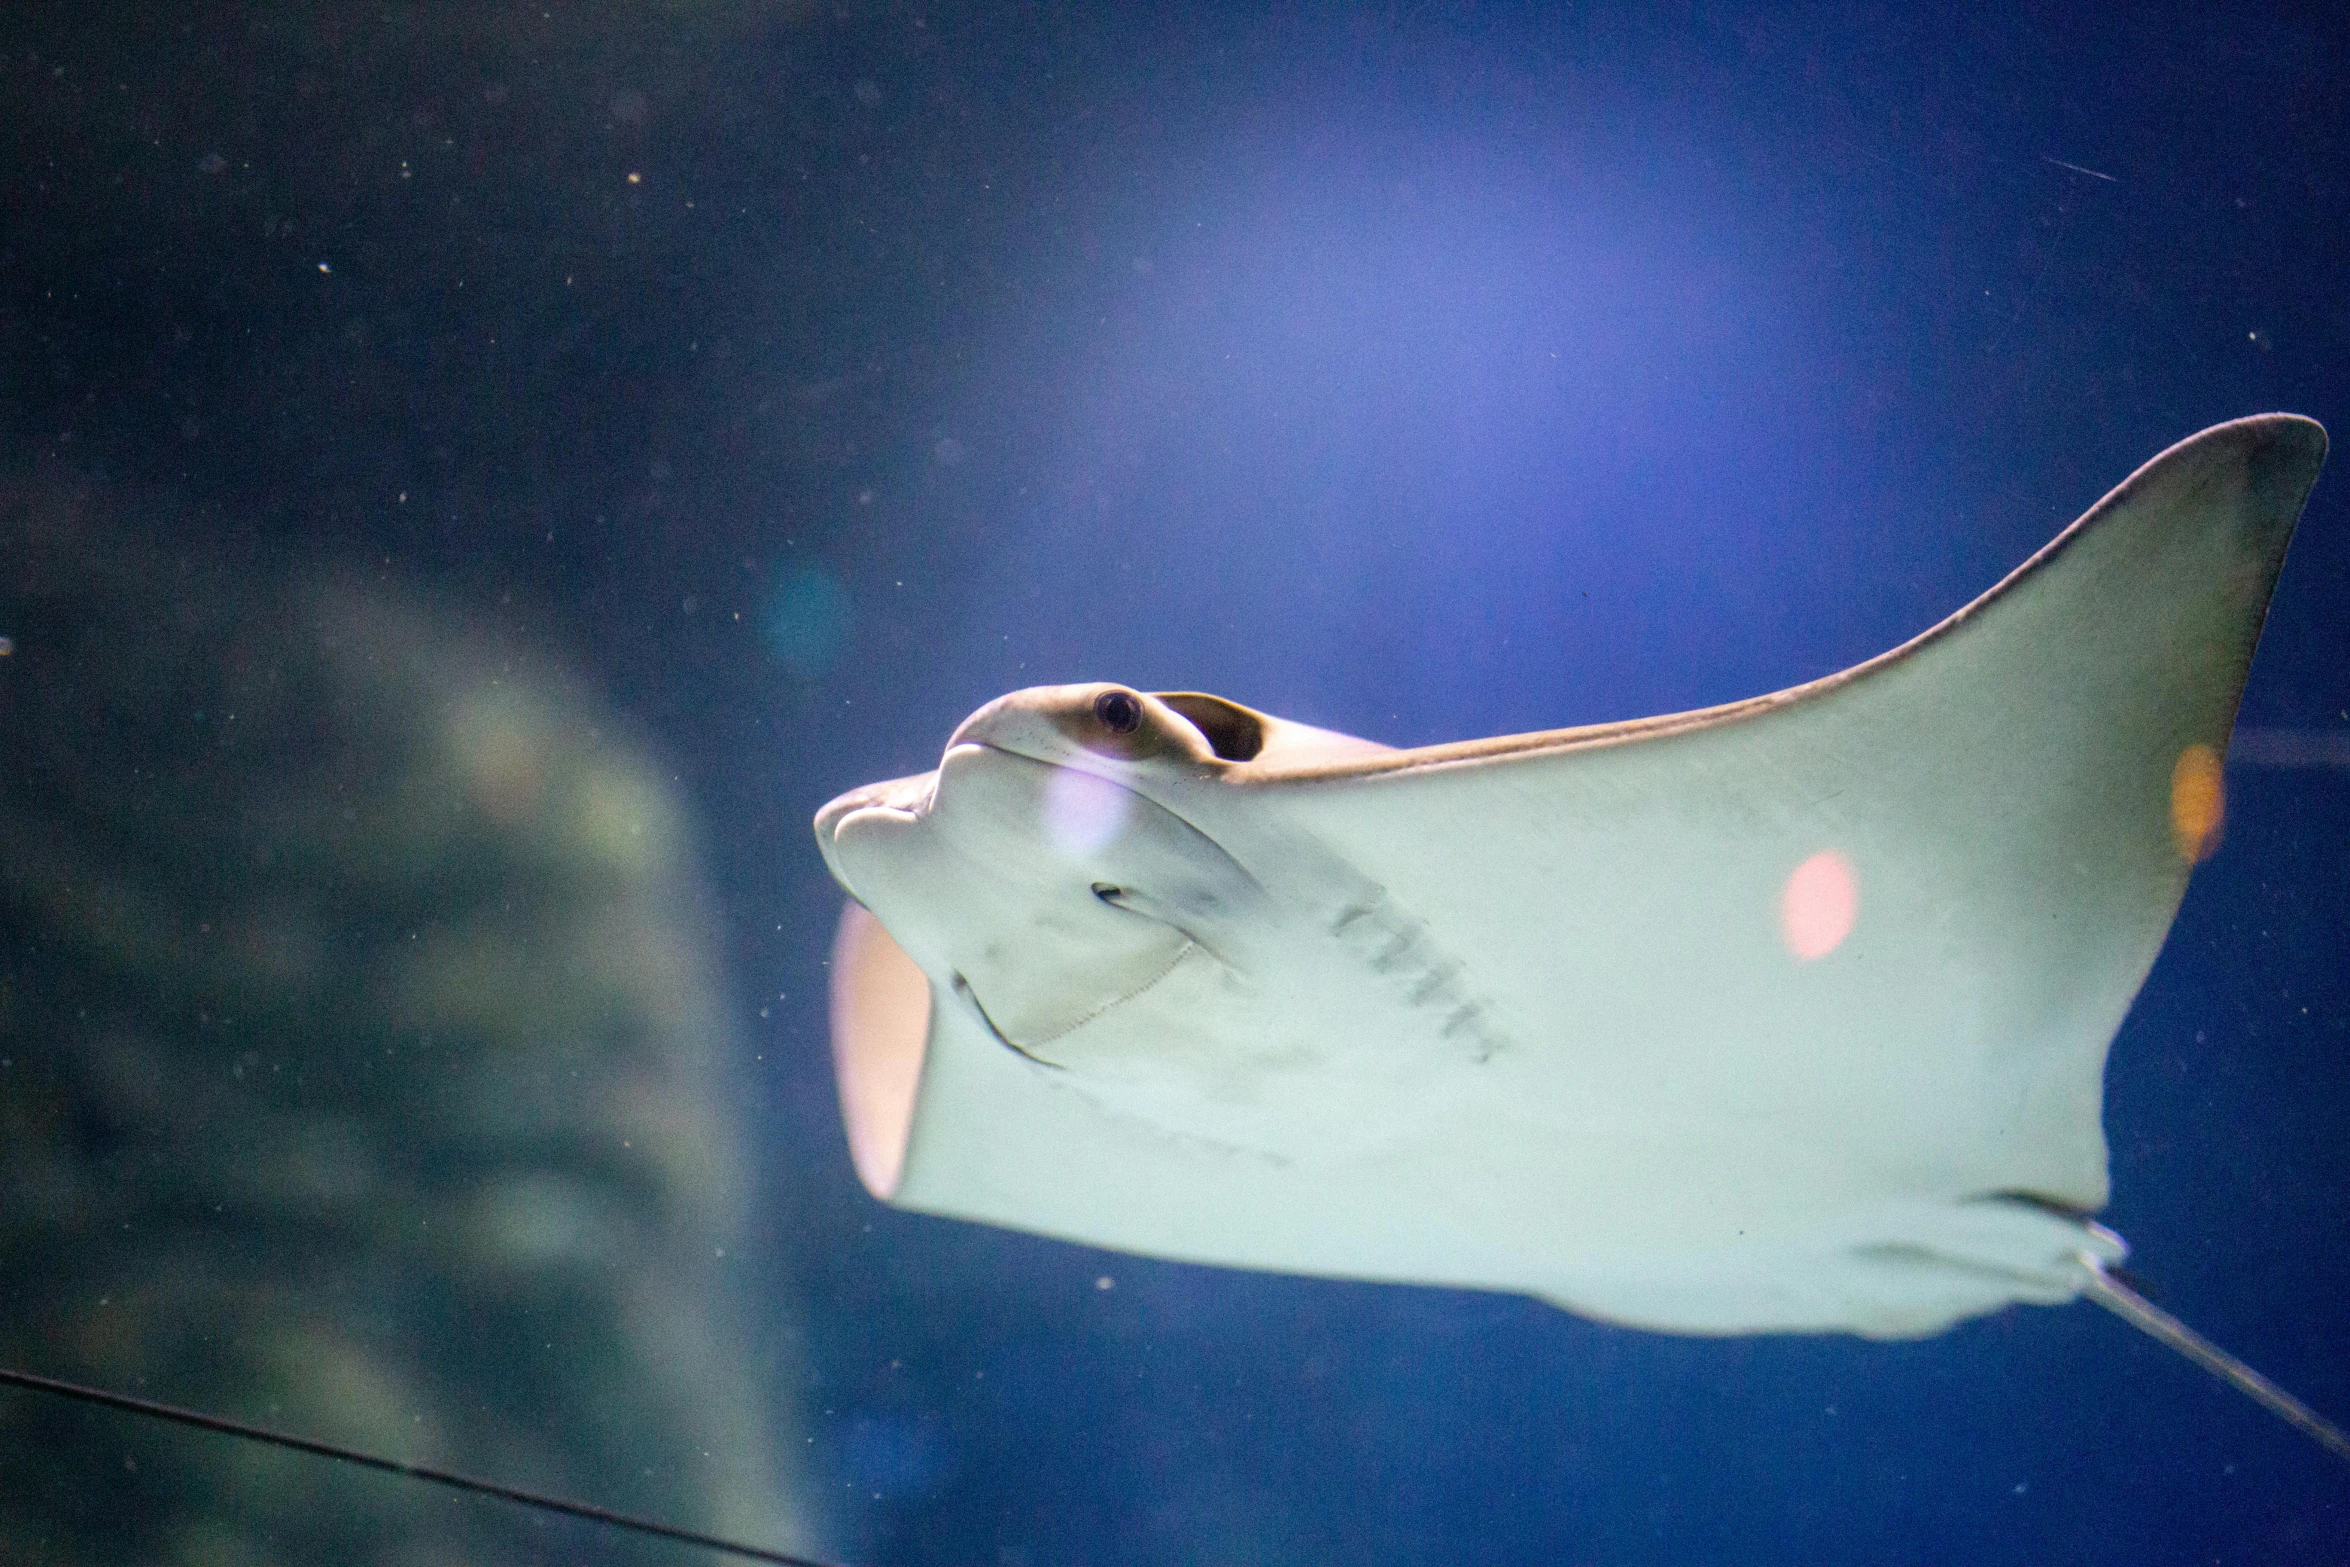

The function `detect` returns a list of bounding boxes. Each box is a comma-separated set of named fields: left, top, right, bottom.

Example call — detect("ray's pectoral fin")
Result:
left=828, top=900, right=932, bottom=1201
left=1905, top=1195, right=2350, bottom=1461
left=811, top=416, right=2346, bottom=1466
left=1843, top=1194, right=2126, bottom=1320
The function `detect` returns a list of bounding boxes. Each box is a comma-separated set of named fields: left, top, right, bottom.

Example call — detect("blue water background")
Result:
left=778, top=13, right=2350, bottom=1562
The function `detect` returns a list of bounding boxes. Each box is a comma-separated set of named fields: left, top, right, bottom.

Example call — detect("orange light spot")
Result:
left=829, top=902, right=930, bottom=1201
left=2171, top=743, right=2225, bottom=863
left=1781, top=850, right=1858, bottom=962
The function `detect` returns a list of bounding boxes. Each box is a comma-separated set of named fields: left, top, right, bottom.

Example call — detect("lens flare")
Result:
left=1044, top=767, right=1131, bottom=856
left=760, top=567, right=852, bottom=678
left=2170, top=743, right=2225, bottom=863
left=1780, top=850, right=1858, bottom=962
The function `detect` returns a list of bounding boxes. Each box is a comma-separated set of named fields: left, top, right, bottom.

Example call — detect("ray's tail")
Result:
left=2080, top=1256, right=2350, bottom=1463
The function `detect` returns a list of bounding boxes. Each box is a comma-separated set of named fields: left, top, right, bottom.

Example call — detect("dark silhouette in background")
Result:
left=0, top=481, right=804, bottom=1563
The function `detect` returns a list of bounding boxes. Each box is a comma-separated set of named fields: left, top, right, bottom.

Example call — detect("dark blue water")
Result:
left=2, top=3, right=2344, bottom=1563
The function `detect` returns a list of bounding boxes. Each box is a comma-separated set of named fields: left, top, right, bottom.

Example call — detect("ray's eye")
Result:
left=1091, top=882, right=1125, bottom=904
left=1093, top=689, right=1143, bottom=735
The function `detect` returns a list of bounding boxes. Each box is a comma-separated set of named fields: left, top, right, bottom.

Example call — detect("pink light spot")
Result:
left=1780, top=850, right=1858, bottom=962
left=1043, top=766, right=1130, bottom=856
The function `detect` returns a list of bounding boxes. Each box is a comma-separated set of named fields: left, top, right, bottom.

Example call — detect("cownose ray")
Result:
left=2, top=420, right=2326, bottom=1558
left=816, top=414, right=2344, bottom=1456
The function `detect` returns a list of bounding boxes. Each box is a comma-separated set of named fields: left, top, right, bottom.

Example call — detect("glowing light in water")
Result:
left=2170, top=743, right=2224, bottom=862
left=1780, top=850, right=1858, bottom=962
left=760, top=567, right=851, bottom=678
left=1043, top=767, right=1130, bottom=857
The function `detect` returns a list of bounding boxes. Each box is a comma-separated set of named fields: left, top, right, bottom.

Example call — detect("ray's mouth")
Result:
left=953, top=933, right=1200, bottom=1069
left=951, top=972, right=1065, bottom=1069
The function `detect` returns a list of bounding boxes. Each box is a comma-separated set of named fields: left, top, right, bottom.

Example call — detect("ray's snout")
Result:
left=813, top=769, right=936, bottom=901
left=944, top=687, right=1072, bottom=758
left=814, top=770, right=933, bottom=840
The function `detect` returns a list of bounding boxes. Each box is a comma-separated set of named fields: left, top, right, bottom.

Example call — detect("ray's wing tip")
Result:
left=2247, top=409, right=2326, bottom=464
left=2106, top=415, right=2330, bottom=555
left=2191, top=411, right=2327, bottom=484
left=2238, top=414, right=2329, bottom=526
left=2238, top=409, right=2326, bottom=442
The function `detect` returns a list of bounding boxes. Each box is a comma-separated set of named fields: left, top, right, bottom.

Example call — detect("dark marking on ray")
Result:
left=1406, top=963, right=1460, bottom=1006
left=1320, top=890, right=1507, bottom=1062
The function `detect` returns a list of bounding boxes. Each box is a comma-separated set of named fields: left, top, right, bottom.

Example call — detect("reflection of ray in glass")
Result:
left=2228, top=727, right=2350, bottom=769
left=0, top=499, right=807, bottom=1562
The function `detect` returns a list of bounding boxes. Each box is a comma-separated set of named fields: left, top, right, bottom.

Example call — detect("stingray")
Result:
left=817, top=414, right=2347, bottom=1454
left=2, top=422, right=2333, bottom=1559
